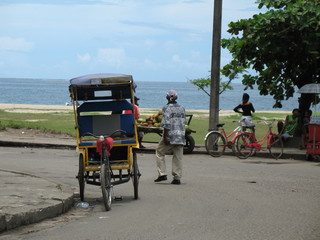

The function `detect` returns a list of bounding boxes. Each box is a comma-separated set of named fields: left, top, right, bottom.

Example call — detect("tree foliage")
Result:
left=221, top=0, right=320, bottom=109
left=189, top=73, right=233, bottom=96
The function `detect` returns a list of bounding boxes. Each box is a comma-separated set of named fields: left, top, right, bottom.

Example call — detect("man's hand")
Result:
left=163, top=128, right=170, bottom=145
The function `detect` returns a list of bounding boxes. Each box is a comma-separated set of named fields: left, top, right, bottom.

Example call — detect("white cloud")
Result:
left=97, top=48, right=126, bottom=67
left=143, top=58, right=161, bottom=70
left=190, top=50, right=201, bottom=58
left=0, top=37, right=34, bottom=52
left=77, top=53, right=91, bottom=63
left=172, top=54, right=181, bottom=63
left=171, top=54, right=193, bottom=68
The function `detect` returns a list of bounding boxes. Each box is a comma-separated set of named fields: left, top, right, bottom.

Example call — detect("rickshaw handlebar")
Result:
left=84, top=129, right=127, bottom=139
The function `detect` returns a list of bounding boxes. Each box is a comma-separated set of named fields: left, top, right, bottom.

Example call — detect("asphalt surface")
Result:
left=0, top=129, right=312, bottom=233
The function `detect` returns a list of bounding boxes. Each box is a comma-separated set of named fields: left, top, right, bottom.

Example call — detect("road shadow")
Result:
left=243, top=161, right=297, bottom=165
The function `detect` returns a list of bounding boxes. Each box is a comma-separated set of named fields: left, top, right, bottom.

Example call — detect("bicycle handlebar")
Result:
left=84, top=129, right=127, bottom=139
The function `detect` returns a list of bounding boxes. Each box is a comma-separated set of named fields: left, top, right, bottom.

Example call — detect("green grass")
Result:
left=0, top=109, right=75, bottom=136
left=0, top=108, right=288, bottom=145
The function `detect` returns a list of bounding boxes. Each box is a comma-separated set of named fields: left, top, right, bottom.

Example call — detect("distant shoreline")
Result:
left=0, top=103, right=291, bottom=115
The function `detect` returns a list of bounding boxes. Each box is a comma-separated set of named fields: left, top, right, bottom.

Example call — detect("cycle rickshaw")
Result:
left=69, top=73, right=140, bottom=211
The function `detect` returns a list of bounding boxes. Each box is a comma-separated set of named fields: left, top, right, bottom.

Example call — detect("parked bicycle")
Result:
left=205, top=120, right=245, bottom=157
left=233, top=120, right=283, bottom=159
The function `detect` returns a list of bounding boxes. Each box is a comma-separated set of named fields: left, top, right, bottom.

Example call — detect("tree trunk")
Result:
left=298, top=93, right=313, bottom=113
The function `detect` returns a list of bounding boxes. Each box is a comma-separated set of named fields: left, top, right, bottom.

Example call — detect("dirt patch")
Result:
left=0, top=127, right=73, bottom=139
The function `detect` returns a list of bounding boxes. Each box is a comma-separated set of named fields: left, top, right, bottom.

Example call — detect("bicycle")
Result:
left=82, top=130, right=122, bottom=211
left=233, top=120, right=283, bottom=159
left=205, top=120, right=245, bottom=157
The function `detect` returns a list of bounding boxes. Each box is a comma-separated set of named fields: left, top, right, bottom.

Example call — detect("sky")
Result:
left=0, top=0, right=263, bottom=82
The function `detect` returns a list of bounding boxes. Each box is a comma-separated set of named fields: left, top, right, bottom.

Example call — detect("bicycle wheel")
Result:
left=268, top=134, right=283, bottom=159
left=233, top=133, right=253, bottom=159
left=101, top=163, right=112, bottom=211
left=132, top=151, right=140, bottom=199
left=205, top=132, right=227, bottom=157
left=78, top=154, right=85, bottom=201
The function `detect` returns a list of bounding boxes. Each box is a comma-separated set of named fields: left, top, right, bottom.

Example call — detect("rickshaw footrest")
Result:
left=112, top=178, right=130, bottom=186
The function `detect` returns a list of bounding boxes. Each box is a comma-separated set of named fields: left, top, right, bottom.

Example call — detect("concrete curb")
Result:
left=0, top=140, right=75, bottom=150
left=2, top=193, right=74, bottom=232
left=0, top=169, right=74, bottom=233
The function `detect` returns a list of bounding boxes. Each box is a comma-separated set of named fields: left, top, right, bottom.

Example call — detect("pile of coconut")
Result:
left=137, top=109, right=163, bottom=127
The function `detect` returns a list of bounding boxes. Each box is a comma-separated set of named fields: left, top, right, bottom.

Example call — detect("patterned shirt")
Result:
left=161, top=102, right=186, bottom=145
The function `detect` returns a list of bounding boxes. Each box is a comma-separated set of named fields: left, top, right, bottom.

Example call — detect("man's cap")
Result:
left=166, top=90, right=177, bottom=97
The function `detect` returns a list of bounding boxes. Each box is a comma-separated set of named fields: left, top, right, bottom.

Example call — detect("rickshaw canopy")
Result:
left=69, top=73, right=135, bottom=101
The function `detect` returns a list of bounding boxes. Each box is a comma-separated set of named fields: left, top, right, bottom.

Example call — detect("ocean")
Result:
left=0, top=78, right=299, bottom=111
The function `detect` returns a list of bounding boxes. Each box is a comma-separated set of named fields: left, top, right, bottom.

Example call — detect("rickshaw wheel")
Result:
left=101, top=163, right=112, bottom=211
left=78, top=154, right=85, bottom=201
left=184, top=135, right=195, bottom=154
left=132, top=151, right=140, bottom=199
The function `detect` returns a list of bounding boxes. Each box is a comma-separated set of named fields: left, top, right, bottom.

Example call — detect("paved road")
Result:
left=0, top=147, right=320, bottom=240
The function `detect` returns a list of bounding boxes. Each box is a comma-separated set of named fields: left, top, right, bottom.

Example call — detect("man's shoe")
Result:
left=171, top=179, right=181, bottom=185
left=154, top=175, right=167, bottom=182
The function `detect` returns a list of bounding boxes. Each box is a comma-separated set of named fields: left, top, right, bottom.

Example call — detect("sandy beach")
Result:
left=0, top=103, right=291, bottom=115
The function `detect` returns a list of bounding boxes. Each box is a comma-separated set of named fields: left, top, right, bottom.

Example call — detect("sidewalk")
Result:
left=0, top=169, right=74, bottom=233
left=0, top=129, right=76, bottom=233
left=0, top=129, right=309, bottom=232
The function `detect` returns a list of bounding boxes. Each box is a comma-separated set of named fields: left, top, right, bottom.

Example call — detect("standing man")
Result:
left=154, top=90, right=186, bottom=185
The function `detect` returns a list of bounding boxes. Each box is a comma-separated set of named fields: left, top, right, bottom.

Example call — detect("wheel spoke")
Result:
left=101, top=163, right=112, bottom=211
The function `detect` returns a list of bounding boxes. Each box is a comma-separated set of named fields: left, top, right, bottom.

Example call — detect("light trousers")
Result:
left=156, top=138, right=183, bottom=180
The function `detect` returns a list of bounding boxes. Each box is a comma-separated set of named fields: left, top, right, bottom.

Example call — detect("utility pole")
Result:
left=209, top=0, right=222, bottom=130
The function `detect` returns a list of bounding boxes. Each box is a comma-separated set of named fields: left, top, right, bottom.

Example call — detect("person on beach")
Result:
left=233, top=93, right=255, bottom=132
left=154, top=90, right=186, bottom=185
left=277, top=108, right=301, bottom=141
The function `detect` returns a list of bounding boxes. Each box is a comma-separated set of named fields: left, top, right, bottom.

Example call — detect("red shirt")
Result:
left=124, top=104, right=140, bottom=119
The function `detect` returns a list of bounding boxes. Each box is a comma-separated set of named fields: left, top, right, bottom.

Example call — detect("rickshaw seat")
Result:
left=78, top=113, right=135, bottom=137
left=77, top=100, right=133, bottom=113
